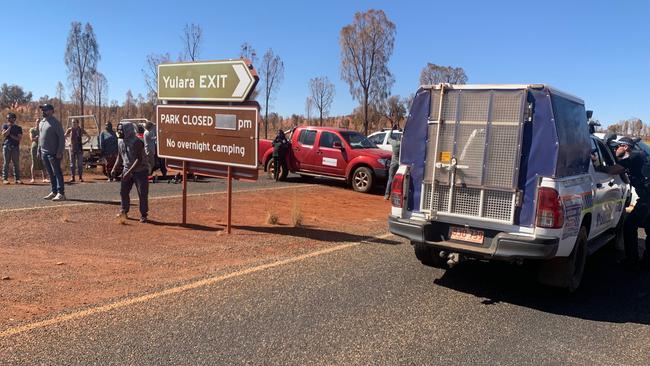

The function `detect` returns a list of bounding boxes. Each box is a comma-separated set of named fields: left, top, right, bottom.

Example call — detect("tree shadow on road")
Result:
left=234, top=225, right=400, bottom=245
left=431, top=247, right=650, bottom=325
left=67, top=198, right=121, bottom=206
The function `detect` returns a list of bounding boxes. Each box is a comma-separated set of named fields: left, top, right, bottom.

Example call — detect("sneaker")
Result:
left=43, top=192, right=56, bottom=200
left=116, top=211, right=128, bottom=219
left=139, top=216, right=148, bottom=223
left=2, top=180, right=8, bottom=185
left=43, top=178, right=50, bottom=183
left=69, top=178, right=76, bottom=183
left=79, top=177, right=84, bottom=182
left=15, top=180, right=22, bottom=184
left=52, top=193, right=66, bottom=201
left=29, top=179, right=35, bottom=183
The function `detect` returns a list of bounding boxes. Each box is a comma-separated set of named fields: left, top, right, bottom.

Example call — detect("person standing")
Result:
left=38, top=104, right=66, bottom=201
left=384, top=125, right=401, bottom=200
left=29, top=118, right=48, bottom=183
left=2, top=112, right=23, bottom=184
left=272, top=129, right=289, bottom=181
left=99, top=121, right=118, bottom=181
left=112, top=122, right=150, bottom=223
left=143, top=121, right=167, bottom=179
left=595, top=137, right=650, bottom=270
left=64, top=119, right=90, bottom=182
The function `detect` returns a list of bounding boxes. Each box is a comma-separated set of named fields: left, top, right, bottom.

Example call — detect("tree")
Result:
left=65, top=21, right=100, bottom=117
left=305, top=96, right=314, bottom=123
left=180, top=23, right=202, bottom=61
left=380, top=95, right=407, bottom=128
left=309, top=76, right=336, bottom=126
left=239, top=42, right=259, bottom=100
left=259, top=49, right=284, bottom=139
left=56, top=82, right=65, bottom=121
left=88, top=72, right=108, bottom=124
left=143, top=53, right=170, bottom=100
left=0, top=83, right=32, bottom=109
left=340, top=9, right=396, bottom=135
left=419, top=63, right=468, bottom=85
left=124, top=90, right=134, bottom=117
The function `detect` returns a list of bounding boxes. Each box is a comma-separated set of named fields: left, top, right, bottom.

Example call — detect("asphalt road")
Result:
left=0, top=173, right=311, bottom=212
left=1, top=236, right=649, bottom=365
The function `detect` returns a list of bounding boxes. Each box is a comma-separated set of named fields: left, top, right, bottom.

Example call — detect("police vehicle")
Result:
left=388, top=84, right=629, bottom=292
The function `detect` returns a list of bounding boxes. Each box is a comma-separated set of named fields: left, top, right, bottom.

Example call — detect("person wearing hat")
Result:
left=38, top=104, right=66, bottom=201
left=1, top=112, right=23, bottom=184
left=595, top=136, right=650, bottom=270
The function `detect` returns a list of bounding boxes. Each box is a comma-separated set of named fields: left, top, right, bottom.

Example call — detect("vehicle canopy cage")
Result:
left=400, top=84, right=590, bottom=227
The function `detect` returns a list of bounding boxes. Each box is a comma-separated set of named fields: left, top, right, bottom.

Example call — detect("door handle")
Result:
left=608, top=179, right=615, bottom=187
left=294, top=147, right=300, bottom=151
left=316, top=151, right=323, bottom=155
left=596, top=183, right=603, bottom=189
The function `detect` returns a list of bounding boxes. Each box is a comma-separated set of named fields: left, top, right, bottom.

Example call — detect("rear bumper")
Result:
left=388, top=215, right=558, bottom=260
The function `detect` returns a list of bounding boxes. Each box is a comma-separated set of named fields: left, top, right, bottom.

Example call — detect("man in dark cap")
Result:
left=596, top=136, right=650, bottom=269
left=38, top=104, right=66, bottom=201
left=2, top=112, right=23, bottom=184
left=99, top=121, right=118, bottom=181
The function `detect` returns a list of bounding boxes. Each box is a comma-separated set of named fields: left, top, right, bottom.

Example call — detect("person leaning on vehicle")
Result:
left=272, top=129, right=289, bottom=181
left=38, top=104, right=66, bottom=201
left=99, top=121, right=118, bottom=181
left=384, top=125, right=401, bottom=200
left=594, top=136, right=650, bottom=270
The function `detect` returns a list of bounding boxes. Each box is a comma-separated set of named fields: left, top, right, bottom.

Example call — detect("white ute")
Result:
left=388, top=84, right=629, bottom=292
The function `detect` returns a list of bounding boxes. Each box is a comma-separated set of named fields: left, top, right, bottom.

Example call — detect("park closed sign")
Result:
left=158, top=60, right=257, bottom=102
left=157, top=105, right=258, bottom=168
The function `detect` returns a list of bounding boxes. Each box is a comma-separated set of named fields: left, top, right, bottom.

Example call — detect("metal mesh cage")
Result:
left=455, top=123, right=487, bottom=186
left=485, top=125, right=520, bottom=188
left=483, top=190, right=514, bottom=221
left=442, top=92, right=458, bottom=121
left=432, top=183, right=450, bottom=212
left=452, top=187, right=481, bottom=216
left=430, top=90, right=441, bottom=121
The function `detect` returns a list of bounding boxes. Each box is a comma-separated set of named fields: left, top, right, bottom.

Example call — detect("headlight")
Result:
left=377, top=158, right=390, bottom=168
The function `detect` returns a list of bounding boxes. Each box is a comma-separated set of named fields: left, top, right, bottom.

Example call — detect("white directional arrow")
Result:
left=232, top=64, right=252, bottom=98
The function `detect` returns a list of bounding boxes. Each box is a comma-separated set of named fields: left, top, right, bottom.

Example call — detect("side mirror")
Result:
left=332, top=141, right=342, bottom=149
left=586, top=110, right=594, bottom=120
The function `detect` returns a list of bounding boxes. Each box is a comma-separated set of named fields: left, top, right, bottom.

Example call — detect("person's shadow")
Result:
left=431, top=245, right=650, bottom=325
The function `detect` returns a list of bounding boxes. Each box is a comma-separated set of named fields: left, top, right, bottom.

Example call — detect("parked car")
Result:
left=388, top=84, right=629, bottom=292
left=367, top=129, right=403, bottom=152
left=258, top=126, right=392, bottom=193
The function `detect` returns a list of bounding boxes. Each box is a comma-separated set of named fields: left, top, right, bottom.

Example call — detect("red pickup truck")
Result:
left=259, top=126, right=392, bottom=193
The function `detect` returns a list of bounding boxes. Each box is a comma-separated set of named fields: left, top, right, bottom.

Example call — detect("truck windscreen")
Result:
left=340, top=131, right=377, bottom=149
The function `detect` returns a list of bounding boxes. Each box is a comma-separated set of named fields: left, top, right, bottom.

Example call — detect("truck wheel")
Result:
left=351, top=166, right=373, bottom=193
left=265, top=158, right=287, bottom=181
left=413, top=242, right=446, bottom=268
left=538, top=226, right=587, bottom=293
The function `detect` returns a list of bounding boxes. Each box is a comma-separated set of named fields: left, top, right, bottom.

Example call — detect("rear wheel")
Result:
left=351, top=166, right=373, bottom=193
left=413, top=242, right=447, bottom=268
left=538, top=226, right=588, bottom=292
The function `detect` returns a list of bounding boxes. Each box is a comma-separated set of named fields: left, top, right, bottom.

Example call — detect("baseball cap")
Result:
left=38, top=103, right=54, bottom=111
left=617, top=137, right=635, bottom=147
left=6, top=112, right=16, bottom=119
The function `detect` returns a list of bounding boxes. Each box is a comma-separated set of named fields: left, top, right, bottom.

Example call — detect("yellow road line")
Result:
left=0, top=233, right=394, bottom=338
left=0, top=184, right=313, bottom=214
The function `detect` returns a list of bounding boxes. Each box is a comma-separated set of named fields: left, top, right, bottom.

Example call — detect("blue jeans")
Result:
left=385, top=163, right=399, bottom=197
left=2, top=144, right=20, bottom=180
left=42, top=153, right=65, bottom=194
left=69, top=149, right=83, bottom=178
left=120, top=170, right=149, bottom=217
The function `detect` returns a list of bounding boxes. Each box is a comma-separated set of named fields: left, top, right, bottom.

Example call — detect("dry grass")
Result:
left=265, top=212, right=279, bottom=225
left=60, top=212, right=72, bottom=223
left=291, top=201, right=303, bottom=227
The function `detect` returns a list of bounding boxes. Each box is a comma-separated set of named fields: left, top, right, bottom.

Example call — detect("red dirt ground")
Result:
left=0, top=185, right=398, bottom=329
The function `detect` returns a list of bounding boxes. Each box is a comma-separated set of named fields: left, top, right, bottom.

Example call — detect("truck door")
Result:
left=590, top=137, right=624, bottom=236
left=315, top=131, right=346, bottom=176
left=293, top=129, right=318, bottom=171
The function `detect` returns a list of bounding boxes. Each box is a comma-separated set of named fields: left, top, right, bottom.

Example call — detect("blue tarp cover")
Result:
left=401, top=88, right=430, bottom=211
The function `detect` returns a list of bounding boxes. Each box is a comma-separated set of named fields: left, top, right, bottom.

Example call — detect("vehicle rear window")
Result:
left=340, top=131, right=377, bottom=149
left=298, top=130, right=317, bottom=146
left=319, top=131, right=342, bottom=149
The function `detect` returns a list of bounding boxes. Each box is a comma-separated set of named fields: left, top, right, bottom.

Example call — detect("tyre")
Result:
left=538, top=226, right=588, bottom=292
left=265, top=158, right=287, bottom=181
left=351, top=166, right=373, bottom=193
left=413, top=242, right=446, bottom=268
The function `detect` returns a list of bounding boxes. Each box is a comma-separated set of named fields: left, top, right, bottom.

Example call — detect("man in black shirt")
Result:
left=597, top=137, right=649, bottom=269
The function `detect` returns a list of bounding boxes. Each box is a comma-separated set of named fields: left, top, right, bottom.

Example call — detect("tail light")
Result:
left=536, top=187, right=564, bottom=229
left=390, top=173, right=405, bottom=208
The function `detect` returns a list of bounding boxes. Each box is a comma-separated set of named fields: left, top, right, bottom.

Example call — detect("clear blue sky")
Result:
left=1, top=0, right=648, bottom=125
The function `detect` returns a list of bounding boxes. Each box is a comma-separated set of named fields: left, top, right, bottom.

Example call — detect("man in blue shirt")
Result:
left=2, top=112, right=23, bottom=184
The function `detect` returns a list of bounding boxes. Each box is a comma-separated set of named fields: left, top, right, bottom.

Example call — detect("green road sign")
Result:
left=157, top=60, right=257, bottom=102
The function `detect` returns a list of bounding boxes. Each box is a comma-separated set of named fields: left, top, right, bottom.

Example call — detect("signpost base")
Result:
left=182, top=161, right=187, bottom=225
left=227, top=166, right=232, bottom=234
